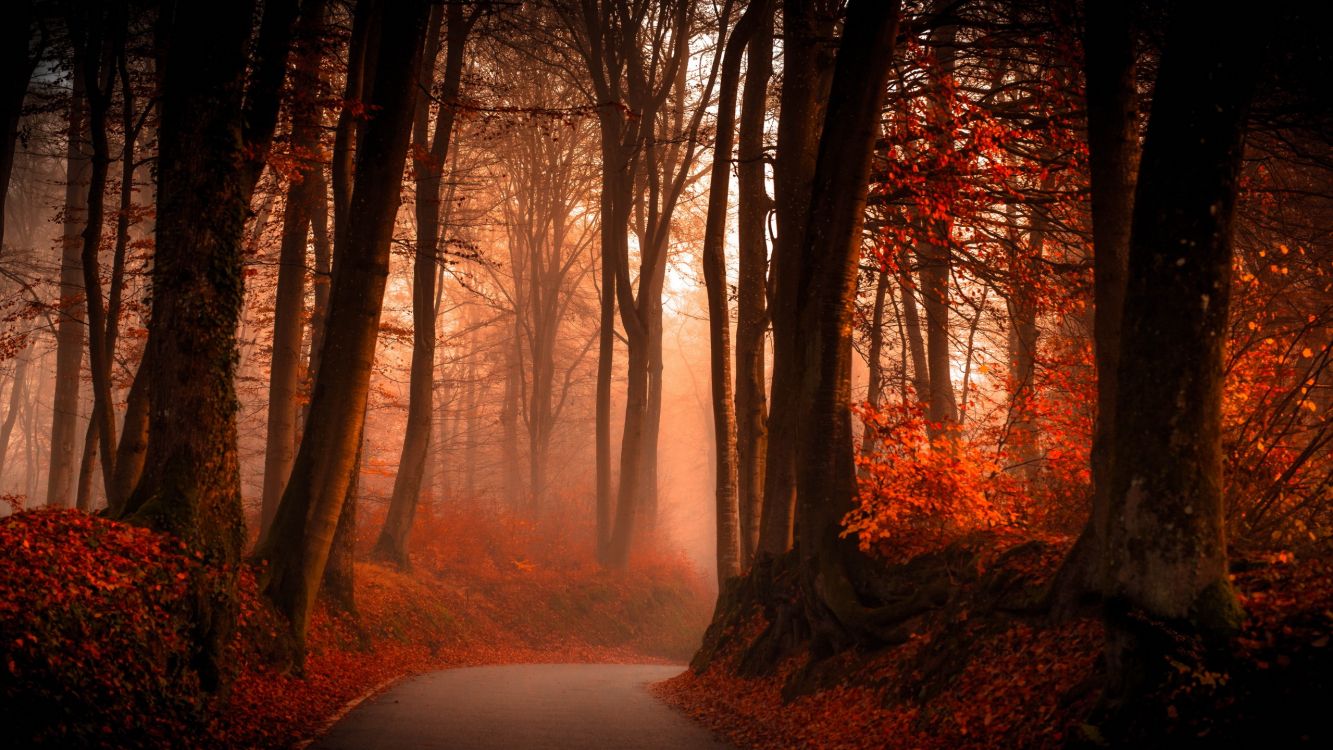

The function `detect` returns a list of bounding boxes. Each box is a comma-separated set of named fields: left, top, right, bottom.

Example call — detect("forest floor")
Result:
left=657, top=532, right=1333, bottom=749
left=0, top=507, right=713, bottom=749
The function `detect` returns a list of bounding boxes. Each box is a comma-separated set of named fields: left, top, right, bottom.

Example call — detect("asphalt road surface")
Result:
left=312, top=663, right=735, bottom=750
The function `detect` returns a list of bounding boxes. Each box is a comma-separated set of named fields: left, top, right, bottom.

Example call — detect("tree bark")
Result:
left=257, top=0, right=429, bottom=661
left=702, top=0, right=768, bottom=586
left=375, top=2, right=471, bottom=565
left=0, top=350, right=30, bottom=481
left=790, top=0, right=902, bottom=650
left=859, top=267, right=889, bottom=458
left=896, top=248, right=931, bottom=404
left=1, top=0, right=39, bottom=250
left=261, top=0, right=328, bottom=536
left=122, top=0, right=259, bottom=692
left=757, top=0, right=836, bottom=558
left=46, top=63, right=90, bottom=509
left=734, top=0, right=773, bottom=568
left=1102, top=0, right=1256, bottom=699
left=1101, top=0, right=1257, bottom=705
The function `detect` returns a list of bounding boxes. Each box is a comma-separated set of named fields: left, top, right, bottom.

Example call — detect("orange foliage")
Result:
left=844, top=402, right=1013, bottom=560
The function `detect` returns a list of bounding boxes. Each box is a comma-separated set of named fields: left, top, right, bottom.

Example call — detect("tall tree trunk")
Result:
left=1005, top=189, right=1050, bottom=476
left=702, top=0, right=767, bottom=586
left=1046, top=0, right=1139, bottom=616
left=376, top=2, right=471, bottom=564
left=917, top=237, right=957, bottom=431
left=46, top=64, right=90, bottom=509
left=0, top=350, right=30, bottom=481
left=1102, top=3, right=1255, bottom=706
left=734, top=0, right=773, bottom=568
left=896, top=248, right=931, bottom=403
left=594, top=211, right=616, bottom=558
left=757, top=0, right=835, bottom=557
left=261, top=0, right=328, bottom=535
left=792, top=0, right=902, bottom=649
left=121, top=0, right=260, bottom=692
left=83, top=31, right=141, bottom=514
left=860, top=267, right=889, bottom=458
left=72, top=2, right=124, bottom=512
left=637, top=273, right=664, bottom=531
left=258, top=0, right=429, bottom=661
left=917, top=19, right=960, bottom=436
left=1, top=0, right=39, bottom=250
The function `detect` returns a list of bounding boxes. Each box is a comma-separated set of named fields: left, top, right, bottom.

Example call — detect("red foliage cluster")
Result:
left=846, top=402, right=1014, bottom=561
left=0, top=510, right=212, bottom=747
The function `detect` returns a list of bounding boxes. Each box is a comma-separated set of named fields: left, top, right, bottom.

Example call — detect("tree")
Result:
left=261, top=0, right=329, bottom=535
left=1, top=0, right=41, bottom=251
left=259, top=0, right=430, bottom=660
left=45, top=55, right=90, bottom=510
left=787, top=0, right=902, bottom=648
left=119, top=0, right=269, bottom=692
left=758, top=0, right=837, bottom=557
left=374, top=0, right=476, bottom=567
left=733, top=0, right=774, bottom=568
left=701, top=0, right=771, bottom=586
left=1101, top=1, right=1259, bottom=706
left=1047, top=0, right=1138, bottom=613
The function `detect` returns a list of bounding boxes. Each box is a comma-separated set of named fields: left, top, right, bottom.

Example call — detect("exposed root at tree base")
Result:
left=664, top=532, right=1333, bottom=748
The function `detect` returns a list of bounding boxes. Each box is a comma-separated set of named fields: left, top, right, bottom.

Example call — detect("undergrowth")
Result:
left=0, top=507, right=712, bottom=748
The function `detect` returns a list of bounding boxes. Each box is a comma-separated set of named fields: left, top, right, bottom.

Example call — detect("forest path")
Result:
left=311, top=663, right=734, bottom=750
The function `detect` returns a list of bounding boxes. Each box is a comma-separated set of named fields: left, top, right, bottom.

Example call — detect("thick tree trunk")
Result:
left=791, top=0, right=901, bottom=650
left=1102, top=3, right=1255, bottom=704
left=1045, top=0, right=1139, bottom=618
left=47, top=68, right=90, bottom=510
left=757, top=0, right=836, bottom=558
left=734, top=1, right=772, bottom=568
left=258, top=0, right=428, bottom=661
left=123, top=0, right=259, bottom=692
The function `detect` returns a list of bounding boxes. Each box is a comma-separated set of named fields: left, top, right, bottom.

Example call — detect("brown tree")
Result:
left=374, top=1, right=476, bottom=567
left=1101, top=2, right=1259, bottom=706
left=259, top=0, right=430, bottom=660
left=120, top=0, right=271, bottom=691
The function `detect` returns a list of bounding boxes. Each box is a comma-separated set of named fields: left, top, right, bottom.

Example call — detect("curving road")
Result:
left=312, top=663, right=733, bottom=750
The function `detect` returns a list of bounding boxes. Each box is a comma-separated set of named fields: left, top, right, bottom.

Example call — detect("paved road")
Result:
left=312, top=663, right=734, bottom=750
